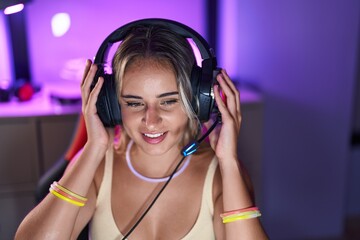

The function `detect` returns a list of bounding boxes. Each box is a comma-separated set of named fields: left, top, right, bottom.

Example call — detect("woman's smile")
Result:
left=142, top=132, right=168, bottom=144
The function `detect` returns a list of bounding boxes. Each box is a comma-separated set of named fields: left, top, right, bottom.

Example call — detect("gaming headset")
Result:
left=92, top=18, right=220, bottom=127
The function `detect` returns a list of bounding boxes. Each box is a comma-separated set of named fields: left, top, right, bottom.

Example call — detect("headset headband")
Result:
left=93, top=18, right=217, bottom=67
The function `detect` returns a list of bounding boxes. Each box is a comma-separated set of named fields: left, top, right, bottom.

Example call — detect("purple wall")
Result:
left=25, top=0, right=206, bottom=86
left=219, top=0, right=360, bottom=239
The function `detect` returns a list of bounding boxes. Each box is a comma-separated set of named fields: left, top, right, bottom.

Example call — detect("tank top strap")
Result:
left=181, top=155, right=218, bottom=240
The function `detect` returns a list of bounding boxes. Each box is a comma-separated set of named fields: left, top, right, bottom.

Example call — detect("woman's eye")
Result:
left=126, top=102, right=144, bottom=108
left=161, top=99, right=178, bottom=106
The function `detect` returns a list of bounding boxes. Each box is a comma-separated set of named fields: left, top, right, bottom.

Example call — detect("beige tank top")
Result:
left=89, top=147, right=218, bottom=240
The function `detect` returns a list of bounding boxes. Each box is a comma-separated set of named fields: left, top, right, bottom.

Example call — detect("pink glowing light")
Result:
left=4, top=4, right=24, bottom=15
left=188, top=39, right=202, bottom=66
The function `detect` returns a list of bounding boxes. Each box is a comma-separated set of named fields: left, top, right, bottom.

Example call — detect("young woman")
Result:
left=15, top=22, right=268, bottom=239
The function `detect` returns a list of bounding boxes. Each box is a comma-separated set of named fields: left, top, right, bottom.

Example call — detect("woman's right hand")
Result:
left=81, top=59, right=109, bottom=151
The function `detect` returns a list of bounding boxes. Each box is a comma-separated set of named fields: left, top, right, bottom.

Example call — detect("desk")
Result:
left=0, top=88, right=263, bottom=239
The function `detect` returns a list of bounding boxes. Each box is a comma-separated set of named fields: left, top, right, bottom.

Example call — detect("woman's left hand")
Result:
left=204, top=69, right=242, bottom=161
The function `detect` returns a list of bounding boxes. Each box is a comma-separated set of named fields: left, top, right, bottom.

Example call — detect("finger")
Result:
left=216, top=74, right=237, bottom=116
left=83, top=63, right=98, bottom=92
left=221, top=69, right=238, bottom=96
left=222, top=70, right=242, bottom=126
left=88, top=76, right=104, bottom=112
left=81, top=63, right=98, bottom=107
left=214, top=84, right=229, bottom=118
left=221, top=69, right=241, bottom=114
left=217, top=71, right=241, bottom=123
left=81, top=59, right=92, bottom=87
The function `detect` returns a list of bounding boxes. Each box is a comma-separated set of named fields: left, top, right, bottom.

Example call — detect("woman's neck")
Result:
left=129, top=141, right=185, bottom=179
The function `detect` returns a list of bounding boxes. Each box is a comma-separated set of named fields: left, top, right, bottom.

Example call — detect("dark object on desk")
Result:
left=0, top=87, right=11, bottom=102
left=0, top=80, right=39, bottom=102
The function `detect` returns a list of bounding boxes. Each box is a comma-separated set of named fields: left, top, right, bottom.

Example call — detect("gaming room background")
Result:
left=1, top=0, right=360, bottom=239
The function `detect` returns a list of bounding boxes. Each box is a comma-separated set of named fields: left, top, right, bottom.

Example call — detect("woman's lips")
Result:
left=142, top=132, right=167, bottom=144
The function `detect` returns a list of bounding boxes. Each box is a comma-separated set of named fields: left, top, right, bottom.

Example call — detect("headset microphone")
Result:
left=182, top=112, right=222, bottom=156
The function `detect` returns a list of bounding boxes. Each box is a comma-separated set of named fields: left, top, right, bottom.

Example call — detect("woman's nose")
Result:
left=142, top=106, right=162, bottom=129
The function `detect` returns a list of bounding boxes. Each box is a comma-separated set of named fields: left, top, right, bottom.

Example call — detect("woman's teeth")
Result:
left=144, top=133, right=164, bottom=138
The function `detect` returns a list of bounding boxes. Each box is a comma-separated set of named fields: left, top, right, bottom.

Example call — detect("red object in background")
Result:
left=16, top=82, right=34, bottom=101
left=64, top=114, right=88, bottom=161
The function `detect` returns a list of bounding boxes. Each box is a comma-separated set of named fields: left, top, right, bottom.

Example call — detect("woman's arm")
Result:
left=209, top=69, right=268, bottom=240
left=15, top=60, right=109, bottom=239
left=216, top=157, right=268, bottom=240
left=15, top=148, right=99, bottom=240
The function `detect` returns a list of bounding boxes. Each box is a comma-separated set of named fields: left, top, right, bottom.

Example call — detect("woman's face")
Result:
left=119, top=60, right=189, bottom=157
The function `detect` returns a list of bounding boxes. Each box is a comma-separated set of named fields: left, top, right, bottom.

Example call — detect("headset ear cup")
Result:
left=190, top=65, right=202, bottom=117
left=106, top=73, right=122, bottom=126
left=198, top=58, right=218, bottom=122
left=95, top=72, right=121, bottom=127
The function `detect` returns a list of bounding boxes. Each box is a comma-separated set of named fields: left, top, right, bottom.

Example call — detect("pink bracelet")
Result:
left=220, top=207, right=259, bottom=218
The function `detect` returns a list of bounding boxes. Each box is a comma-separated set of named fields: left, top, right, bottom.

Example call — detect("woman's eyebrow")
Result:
left=157, top=91, right=179, bottom=98
left=121, top=91, right=179, bottom=99
left=121, top=94, right=142, bottom=99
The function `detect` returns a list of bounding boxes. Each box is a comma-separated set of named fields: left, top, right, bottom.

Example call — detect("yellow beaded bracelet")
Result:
left=222, top=210, right=261, bottom=223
